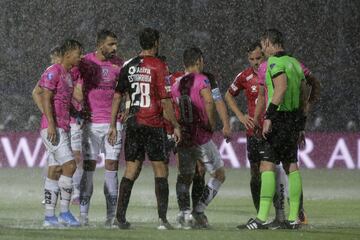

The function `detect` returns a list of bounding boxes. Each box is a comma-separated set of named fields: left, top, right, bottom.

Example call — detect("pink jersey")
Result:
left=84, top=52, right=123, bottom=123
left=39, top=64, right=74, bottom=132
left=171, top=73, right=212, bottom=145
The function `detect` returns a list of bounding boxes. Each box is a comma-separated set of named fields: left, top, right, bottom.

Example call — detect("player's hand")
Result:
left=298, top=131, right=306, bottom=149
left=238, top=114, right=255, bottom=130
left=47, top=124, right=57, bottom=145
left=254, top=125, right=262, bottom=139
left=118, top=109, right=129, bottom=123
left=262, top=119, right=272, bottom=139
left=107, top=126, right=117, bottom=146
left=173, top=126, right=181, bottom=144
left=222, top=124, right=232, bottom=143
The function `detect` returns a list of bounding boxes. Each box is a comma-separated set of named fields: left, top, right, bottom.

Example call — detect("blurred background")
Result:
left=0, top=0, right=359, bottom=132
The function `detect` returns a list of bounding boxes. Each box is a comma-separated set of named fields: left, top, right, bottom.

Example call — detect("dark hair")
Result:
left=246, top=41, right=262, bottom=53
left=183, top=47, right=203, bottom=68
left=96, top=29, right=117, bottom=46
left=59, top=39, right=83, bottom=56
left=50, top=45, right=61, bottom=56
left=139, top=28, right=160, bottom=50
left=261, top=28, right=284, bottom=47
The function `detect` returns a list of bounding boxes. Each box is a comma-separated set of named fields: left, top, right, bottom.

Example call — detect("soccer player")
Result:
left=225, top=42, right=288, bottom=224
left=108, top=27, right=181, bottom=230
left=78, top=30, right=124, bottom=227
left=39, top=39, right=83, bottom=227
left=243, top=29, right=308, bottom=230
left=171, top=47, right=227, bottom=229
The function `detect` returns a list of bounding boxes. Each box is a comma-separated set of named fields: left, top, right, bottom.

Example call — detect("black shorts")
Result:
left=259, top=112, right=299, bottom=164
left=125, top=124, right=167, bottom=162
left=247, top=136, right=263, bottom=164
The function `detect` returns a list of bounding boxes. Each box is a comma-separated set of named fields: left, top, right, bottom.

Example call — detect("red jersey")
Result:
left=228, top=67, right=263, bottom=136
left=116, top=56, right=170, bottom=128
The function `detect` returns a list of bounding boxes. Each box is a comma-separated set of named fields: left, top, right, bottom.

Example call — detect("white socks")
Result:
left=44, top=178, right=60, bottom=217
left=58, top=175, right=73, bottom=213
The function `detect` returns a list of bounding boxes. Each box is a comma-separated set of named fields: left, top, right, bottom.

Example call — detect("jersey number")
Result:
left=131, top=82, right=150, bottom=107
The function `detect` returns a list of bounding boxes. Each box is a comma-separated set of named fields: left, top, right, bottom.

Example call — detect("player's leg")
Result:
left=115, top=125, right=143, bottom=229
left=146, top=127, right=173, bottom=229
left=191, top=160, right=206, bottom=209
left=70, top=123, right=83, bottom=205
left=193, top=140, right=225, bottom=228
left=247, top=136, right=261, bottom=213
left=103, top=123, right=123, bottom=227
left=79, top=124, right=99, bottom=225
left=176, top=146, right=200, bottom=229
left=53, top=128, right=80, bottom=227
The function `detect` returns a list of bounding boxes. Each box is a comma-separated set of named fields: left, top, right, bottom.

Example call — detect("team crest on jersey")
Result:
left=102, top=68, right=109, bottom=77
left=270, top=63, right=276, bottom=69
left=251, top=85, right=257, bottom=93
left=47, top=72, right=54, bottom=80
left=246, top=74, right=253, bottom=81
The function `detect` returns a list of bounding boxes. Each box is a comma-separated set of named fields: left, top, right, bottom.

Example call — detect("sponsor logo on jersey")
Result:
left=246, top=74, right=253, bottom=81
left=47, top=72, right=54, bottom=80
left=251, top=85, right=257, bottom=93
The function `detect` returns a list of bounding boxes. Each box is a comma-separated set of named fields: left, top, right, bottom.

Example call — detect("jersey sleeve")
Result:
left=115, top=64, right=129, bottom=94
left=228, top=72, right=244, bottom=96
left=39, top=65, right=60, bottom=91
left=300, top=62, right=312, bottom=77
left=257, top=62, right=267, bottom=86
left=155, top=61, right=171, bottom=99
left=268, top=58, right=285, bottom=78
left=203, top=71, right=222, bottom=101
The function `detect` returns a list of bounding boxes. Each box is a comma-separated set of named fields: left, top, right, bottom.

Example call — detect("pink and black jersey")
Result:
left=171, top=73, right=213, bottom=145
left=39, top=64, right=74, bottom=132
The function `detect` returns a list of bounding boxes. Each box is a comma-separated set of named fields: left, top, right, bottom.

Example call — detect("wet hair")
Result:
left=261, top=28, right=284, bottom=47
left=246, top=41, right=262, bottom=53
left=139, top=28, right=160, bottom=50
left=50, top=45, right=61, bottom=56
left=59, top=39, right=83, bottom=56
left=96, top=29, right=117, bottom=46
left=183, top=47, right=203, bottom=68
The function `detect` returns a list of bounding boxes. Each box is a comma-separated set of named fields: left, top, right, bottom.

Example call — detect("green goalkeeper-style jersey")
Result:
left=265, top=52, right=305, bottom=111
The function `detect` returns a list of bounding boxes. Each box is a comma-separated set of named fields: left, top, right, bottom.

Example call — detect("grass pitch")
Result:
left=0, top=168, right=359, bottom=240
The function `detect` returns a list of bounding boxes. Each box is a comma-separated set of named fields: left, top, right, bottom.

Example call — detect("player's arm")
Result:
left=305, top=74, right=320, bottom=112
left=32, top=82, right=44, bottom=113
left=72, top=82, right=83, bottom=103
left=162, top=99, right=181, bottom=129
left=262, top=73, right=287, bottom=138
left=214, top=97, right=231, bottom=141
left=200, top=87, right=216, bottom=131
left=108, top=91, right=123, bottom=146
left=254, top=85, right=265, bottom=127
left=225, top=90, right=254, bottom=130
left=42, top=88, right=57, bottom=145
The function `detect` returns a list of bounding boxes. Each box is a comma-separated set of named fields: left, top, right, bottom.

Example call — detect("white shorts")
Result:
left=40, top=128, right=74, bottom=166
left=200, top=140, right=224, bottom=174
left=70, top=123, right=82, bottom=151
left=82, top=123, right=123, bottom=161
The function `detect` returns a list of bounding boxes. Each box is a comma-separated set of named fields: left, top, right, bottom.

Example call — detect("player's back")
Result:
left=121, top=56, right=169, bottom=128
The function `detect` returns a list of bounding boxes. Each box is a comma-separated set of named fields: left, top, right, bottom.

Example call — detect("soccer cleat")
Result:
left=157, top=218, right=174, bottom=230
left=79, top=214, right=89, bottom=226
left=104, top=217, right=116, bottom=228
left=58, top=211, right=81, bottom=227
left=192, top=211, right=210, bottom=229
left=175, top=211, right=192, bottom=229
left=283, top=220, right=301, bottom=229
left=115, top=219, right=131, bottom=229
left=298, top=209, right=308, bottom=225
left=266, top=219, right=287, bottom=230
left=240, top=218, right=268, bottom=230
left=43, top=215, right=63, bottom=228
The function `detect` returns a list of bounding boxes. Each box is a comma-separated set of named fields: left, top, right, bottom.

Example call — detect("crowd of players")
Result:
left=32, top=27, right=320, bottom=230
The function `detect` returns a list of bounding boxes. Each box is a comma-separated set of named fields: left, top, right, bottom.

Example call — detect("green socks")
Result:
left=288, top=170, right=302, bottom=221
left=256, top=171, right=276, bottom=222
